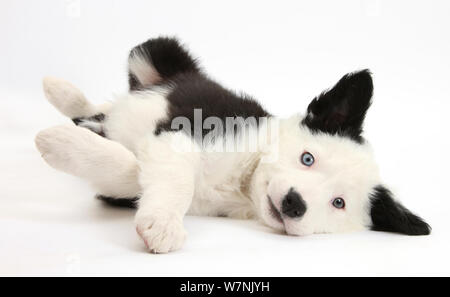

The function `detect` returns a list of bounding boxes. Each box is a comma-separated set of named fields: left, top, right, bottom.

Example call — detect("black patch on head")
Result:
left=96, top=195, right=139, bottom=209
left=128, top=37, right=200, bottom=91
left=369, top=185, right=431, bottom=235
left=155, top=73, right=271, bottom=139
left=302, top=69, right=373, bottom=143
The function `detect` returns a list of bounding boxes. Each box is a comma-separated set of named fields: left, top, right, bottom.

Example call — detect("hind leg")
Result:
left=35, top=125, right=140, bottom=198
left=43, top=77, right=112, bottom=136
left=43, top=77, right=112, bottom=118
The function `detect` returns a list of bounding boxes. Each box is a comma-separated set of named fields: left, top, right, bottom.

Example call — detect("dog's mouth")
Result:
left=268, top=196, right=283, bottom=224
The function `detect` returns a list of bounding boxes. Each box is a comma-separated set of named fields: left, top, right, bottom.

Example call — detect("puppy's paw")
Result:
left=43, top=76, right=95, bottom=118
left=135, top=211, right=187, bottom=254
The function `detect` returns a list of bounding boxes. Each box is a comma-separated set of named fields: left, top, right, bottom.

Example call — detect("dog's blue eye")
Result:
left=301, top=152, right=314, bottom=166
left=332, top=198, right=345, bottom=209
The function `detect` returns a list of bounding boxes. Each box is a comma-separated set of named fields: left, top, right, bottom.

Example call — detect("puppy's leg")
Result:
left=43, top=77, right=111, bottom=118
left=43, top=77, right=112, bottom=136
left=35, top=125, right=140, bottom=198
left=134, top=134, right=198, bottom=253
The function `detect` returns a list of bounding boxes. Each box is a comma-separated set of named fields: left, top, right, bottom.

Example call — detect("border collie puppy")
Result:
left=35, top=37, right=430, bottom=253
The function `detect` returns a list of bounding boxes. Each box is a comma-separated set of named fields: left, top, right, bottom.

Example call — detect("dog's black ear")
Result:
left=369, top=185, right=431, bottom=235
left=302, top=69, right=373, bottom=143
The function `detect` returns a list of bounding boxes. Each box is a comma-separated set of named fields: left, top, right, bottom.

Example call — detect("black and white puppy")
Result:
left=36, top=37, right=431, bottom=253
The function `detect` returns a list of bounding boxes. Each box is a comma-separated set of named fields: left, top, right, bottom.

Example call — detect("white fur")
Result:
left=104, top=90, right=169, bottom=154
left=43, top=77, right=95, bottom=118
left=250, top=115, right=380, bottom=235
left=77, top=120, right=104, bottom=134
left=128, top=51, right=162, bottom=86
left=35, top=125, right=140, bottom=198
left=134, top=133, right=198, bottom=253
left=43, top=77, right=113, bottom=118
left=36, top=79, right=383, bottom=253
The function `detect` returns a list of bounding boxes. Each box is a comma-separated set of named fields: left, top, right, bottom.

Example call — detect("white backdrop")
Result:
left=1, top=0, right=449, bottom=276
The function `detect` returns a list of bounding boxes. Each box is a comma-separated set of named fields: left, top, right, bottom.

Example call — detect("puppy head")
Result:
left=251, top=70, right=431, bottom=236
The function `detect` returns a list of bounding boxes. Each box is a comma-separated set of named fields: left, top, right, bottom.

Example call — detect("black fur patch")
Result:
left=369, top=185, right=431, bottom=235
left=72, top=113, right=105, bottom=125
left=72, top=113, right=106, bottom=137
left=96, top=195, right=139, bottom=209
left=128, top=37, right=200, bottom=91
left=302, top=69, right=373, bottom=143
left=127, top=37, right=270, bottom=139
left=155, top=73, right=271, bottom=139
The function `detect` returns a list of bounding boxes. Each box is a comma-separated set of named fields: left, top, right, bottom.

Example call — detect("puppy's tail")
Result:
left=128, top=36, right=200, bottom=91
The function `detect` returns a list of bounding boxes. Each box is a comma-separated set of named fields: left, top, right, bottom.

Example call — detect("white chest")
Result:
left=188, top=152, right=258, bottom=219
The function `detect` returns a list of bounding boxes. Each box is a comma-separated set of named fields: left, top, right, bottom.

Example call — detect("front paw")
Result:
left=135, top=211, right=187, bottom=254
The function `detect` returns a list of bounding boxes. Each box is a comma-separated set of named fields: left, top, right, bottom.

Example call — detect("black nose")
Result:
left=281, top=189, right=306, bottom=218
